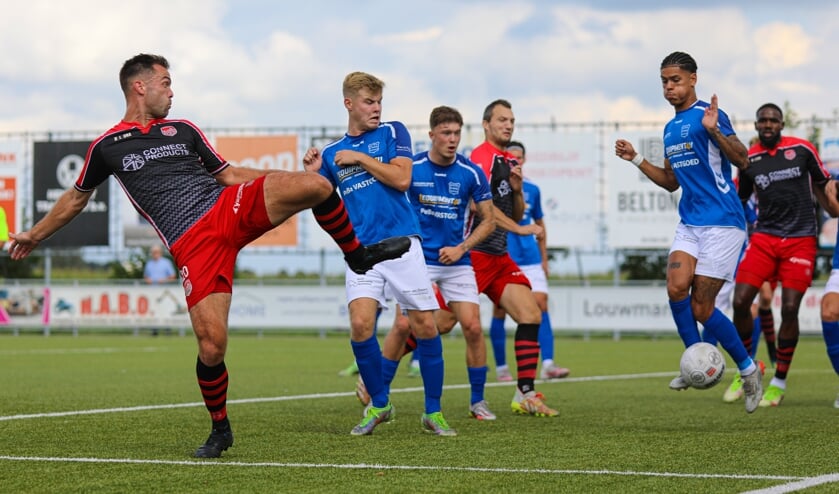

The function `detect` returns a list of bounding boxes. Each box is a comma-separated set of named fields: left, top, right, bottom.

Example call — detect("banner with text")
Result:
left=1, top=284, right=827, bottom=335
left=215, top=135, right=300, bottom=247
left=606, top=131, right=681, bottom=249
left=411, top=127, right=599, bottom=249
left=33, top=141, right=109, bottom=247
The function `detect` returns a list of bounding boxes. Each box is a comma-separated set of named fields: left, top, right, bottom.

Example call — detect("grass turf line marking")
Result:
left=0, top=455, right=807, bottom=481
left=0, top=347, right=170, bottom=356
left=739, top=474, right=839, bottom=494
left=0, top=371, right=674, bottom=422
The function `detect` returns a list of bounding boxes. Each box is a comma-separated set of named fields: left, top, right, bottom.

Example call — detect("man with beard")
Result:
left=728, top=103, right=839, bottom=407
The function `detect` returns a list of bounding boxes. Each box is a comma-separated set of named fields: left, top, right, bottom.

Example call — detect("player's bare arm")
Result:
left=816, top=179, right=839, bottom=217
left=535, top=217, right=548, bottom=268
left=337, top=150, right=412, bottom=191
left=615, top=139, right=679, bottom=192
left=302, top=147, right=323, bottom=172
left=439, top=199, right=497, bottom=265
left=702, top=94, right=748, bottom=169
left=8, top=187, right=93, bottom=260
left=491, top=202, right=543, bottom=237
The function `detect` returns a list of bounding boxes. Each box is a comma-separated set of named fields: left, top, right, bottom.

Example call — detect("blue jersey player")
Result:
left=379, top=106, right=498, bottom=420
left=614, top=51, right=764, bottom=413
left=303, top=72, right=454, bottom=436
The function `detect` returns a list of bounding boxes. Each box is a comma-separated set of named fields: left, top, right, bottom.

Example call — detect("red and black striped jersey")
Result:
left=75, top=119, right=228, bottom=248
left=740, top=136, right=829, bottom=238
left=470, top=141, right=518, bottom=256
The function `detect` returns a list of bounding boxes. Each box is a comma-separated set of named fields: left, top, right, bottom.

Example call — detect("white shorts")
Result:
left=715, top=279, right=734, bottom=313
left=345, top=236, right=438, bottom=311
left=519, top=263, right=548, bottom=294
left=670, top=223, right=745, bottom=282
left=426, top=264, right=480, bottom=305
left=825, top=269, right=839, bottom=294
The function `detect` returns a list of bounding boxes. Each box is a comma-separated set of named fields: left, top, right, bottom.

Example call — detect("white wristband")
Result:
left=631, top=153, right=644, bottom=167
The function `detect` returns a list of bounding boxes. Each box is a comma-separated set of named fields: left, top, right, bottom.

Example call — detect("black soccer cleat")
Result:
left=345, top=236, right=411, bottom=275
left=194, top=428, right=234, bottom=458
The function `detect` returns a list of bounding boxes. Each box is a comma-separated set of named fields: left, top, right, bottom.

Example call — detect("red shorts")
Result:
left=735, top=232, right=816, bottom=293
left=433, top=283, right=451, bottom=312
left=169, top=176, right=273, bottom=309
left=470, top=251, right=531, bottom=305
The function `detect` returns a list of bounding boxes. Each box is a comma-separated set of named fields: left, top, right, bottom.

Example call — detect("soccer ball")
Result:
left=679, top=342, right=726, bottom=389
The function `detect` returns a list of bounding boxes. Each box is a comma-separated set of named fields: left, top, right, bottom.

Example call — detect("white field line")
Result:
left=0, top=370, right=835, bottom=491
left=739, top=474, right=839, bottom=494
left=0, top=454, right=807, bottom=482
left=0, top=371, right=674, bottom=422
left=0, top=346, right=170, bottom=356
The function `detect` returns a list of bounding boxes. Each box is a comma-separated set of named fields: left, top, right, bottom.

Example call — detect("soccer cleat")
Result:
left=345, top=236, right=411, bottom=275
left=469, top=400, right=497, bottom=421
left=362, top=402, right=396, bottom=421
left=511, top=388, right=559, bottom=417
left=540, top=364, right=570, bottom=380
left=338, top=360, right=359, bottom=377
left=834, top=392, right=839, bottom=409
left=723, top=373, right=743, bottom=402
left=407, top=360, right=421, bottom=378
left=355, top=376, right=370, bottom=407
left=759, top=384, right=785, bottom=407
left=496, top=367, right=513, bottom=382
left=351, top=402, right=393, bottom=436
left=421, top=412, right=458, bottom=436
left=741, top=368, right=764, bottom=414
left=194, top=428, right=234, bottom=458
left=669, top=375, right=690, bottom=391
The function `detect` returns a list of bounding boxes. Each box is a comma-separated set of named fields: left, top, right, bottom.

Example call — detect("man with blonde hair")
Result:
left=304, top=72, right=453, bottom=436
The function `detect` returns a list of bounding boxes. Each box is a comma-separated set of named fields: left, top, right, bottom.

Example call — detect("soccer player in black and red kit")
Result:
left=729, top=103, right=839, bottom=407
left=469, top=99, right=558, bottom=417
left=7, top=53, right=410, bottom=458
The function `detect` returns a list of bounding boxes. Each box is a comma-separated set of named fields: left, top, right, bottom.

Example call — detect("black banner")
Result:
left=33, top=141, right=109, bottom=247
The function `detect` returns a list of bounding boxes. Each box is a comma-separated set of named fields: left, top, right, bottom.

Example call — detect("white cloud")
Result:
left=0, top=1, right=838, bottom=133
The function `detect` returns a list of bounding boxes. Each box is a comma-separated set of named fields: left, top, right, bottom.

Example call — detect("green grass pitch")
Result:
left=1, top=331, right=837, bottom=493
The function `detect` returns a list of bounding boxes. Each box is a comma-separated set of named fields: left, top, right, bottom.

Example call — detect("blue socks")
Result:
left=467, top=366, right=488, bottom=405
left=704, top=308, right=752, bottom=371
left=351, top=335, right=386, bottom=408
left=381, top=357, right=400, bottom=396
left=416, top=335, right=444, bottom=414
left=822, top=320, right=839, bottom=375
left=750, top=315, right=762, bottom=358
left=538, top=311, right=554, bottom=361
left=490, top=316, right=507, bottom=367
left=670, top=296, right=700, bottom=347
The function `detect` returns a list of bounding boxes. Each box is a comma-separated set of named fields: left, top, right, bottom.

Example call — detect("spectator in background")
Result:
left=144, top=243, right=177, bottom=336
left=144, top=244, right=176, bottom=285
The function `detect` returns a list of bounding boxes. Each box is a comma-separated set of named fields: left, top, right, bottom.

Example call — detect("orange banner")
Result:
left=0, top=176, right=16, bottom=240
left=215, top=135, right=299, bottom=247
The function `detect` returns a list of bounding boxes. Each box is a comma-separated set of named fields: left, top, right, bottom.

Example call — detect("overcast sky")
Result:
left=1, top=0, right=837, bottom=133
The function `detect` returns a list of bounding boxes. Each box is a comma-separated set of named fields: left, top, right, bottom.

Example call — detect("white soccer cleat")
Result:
left=669, top=374, right=690, bottom=391
left=469, top=400, right=497, bottom=421
left=741, top=369, right=763, bottom=414
left=540, top=364, right=570, bottom=380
